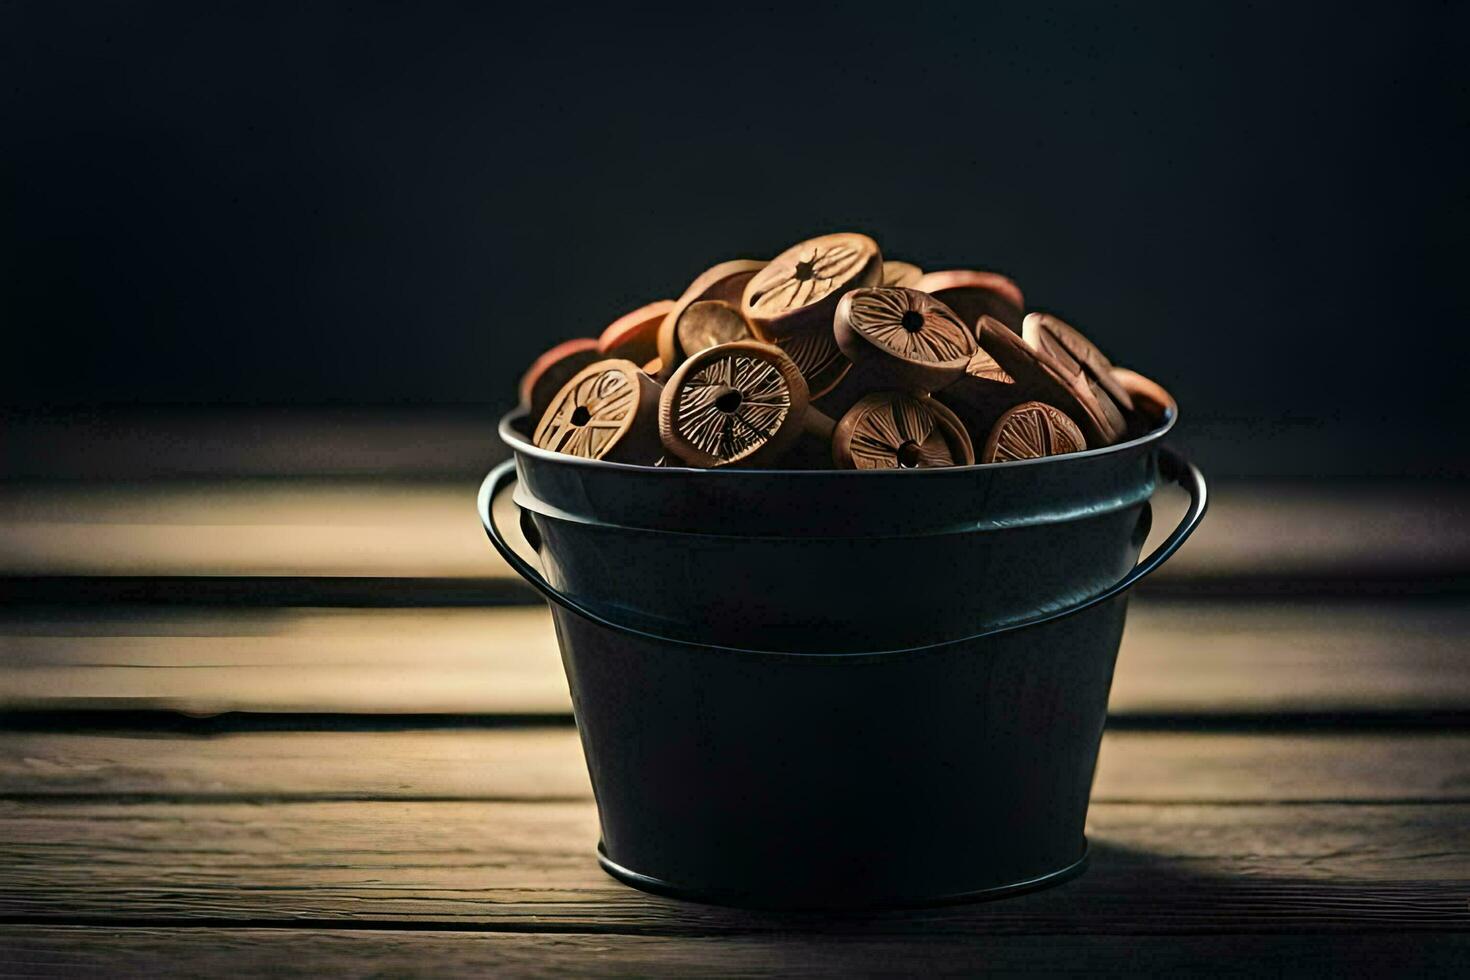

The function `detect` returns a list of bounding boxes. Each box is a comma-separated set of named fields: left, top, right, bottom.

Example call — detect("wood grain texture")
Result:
left=0, top=607, right=569, bottom=715
left=3, top=480, right=1466, bottom=588
left=1111, top=599, right=1470, bottom=716
left=0, top=730, right=1465, bottom=804
left=3, top=600, right=1465, bottom=717
left=832, top=392, right=974, bottom=469
left=0, top=799, right=1466, bottom=932
left=4, top=928, right=1468, bottom=978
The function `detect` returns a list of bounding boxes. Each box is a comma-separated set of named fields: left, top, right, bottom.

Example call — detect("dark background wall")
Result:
left=4, top=2, right=1467, bottom=475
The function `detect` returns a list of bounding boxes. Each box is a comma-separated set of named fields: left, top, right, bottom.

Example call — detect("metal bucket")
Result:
left=478, top=409, right=1206, bottom=909
left=496, top=404, right=1178, bottom=652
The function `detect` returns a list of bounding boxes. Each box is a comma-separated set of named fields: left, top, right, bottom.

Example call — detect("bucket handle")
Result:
left=478, top=449, right=1207, bottom=656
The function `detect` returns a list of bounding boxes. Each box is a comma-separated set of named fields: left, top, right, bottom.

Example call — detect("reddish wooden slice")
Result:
left=1110, top=366, right=1173, bottom=418
left=597, top=300, right=675, bottom=364
left=518, top=338, right=600, bottom=423
left=659, top=341, right=811, bottom=469
left=832, top=392, right=974, bottom=470
left=881, top=260, right=924, bottom=287
left=742, top=233, right=883, bottom=339
left=656, top=260, right=766, bottom=379
left=982, top=400, right=1087, bottom=463
left=532, top=359, right=662, bottom=464
left=1022, top=312, right=1134, bottom=412
left=833, top=286, right=976, bottom=391
left=1110, top=366, right=1174, bottom=440
left=915, top=269, right=1025, bottom=330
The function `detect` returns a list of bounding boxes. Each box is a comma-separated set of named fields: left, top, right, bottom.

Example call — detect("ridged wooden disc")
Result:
left=657, top=260, right=765, bottom=379
left=1020, top=313, right=1128, bottom=444
left=833, top=286, right=975, bottom=391
left=1022, top=311, right=1134, bottom=412
left=674, top=300, right=755, bottom=359
left=914, top=269, right=1025, bottom=330
left=659, top=341, right=810, bottom=468
left=955, top=316, right=1118, bottom=448
left=773, top=323, right=852, bottom=399
left=881, top=260, right=924, bottom=287
left=532, top=359, right=657, bottom=462
left=519, top=338, right=601, bottom=423
left=833, top=392, right=974, bottom=470
left=982, top=400, right=1087, bottom=463
left=597, top=300, right=675, bottom=364
left=741, top=233, right=882, bottom=338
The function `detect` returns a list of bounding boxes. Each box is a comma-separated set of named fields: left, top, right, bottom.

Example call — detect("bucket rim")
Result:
left=501, top=378, right=1177, bottom=476
left=479, top=447, right=1208, bottom=658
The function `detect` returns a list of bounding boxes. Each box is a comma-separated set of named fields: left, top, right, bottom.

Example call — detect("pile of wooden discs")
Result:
left=518, top=232, right=1163, bottom=469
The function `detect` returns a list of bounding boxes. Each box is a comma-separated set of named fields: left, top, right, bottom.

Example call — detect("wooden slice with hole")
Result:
left=833, top=391, right=974, bottom=469
left=1022, top=311, right=1134, bottom=411
left=882, top=260, right=924, bottom=287
left=519, top=338, right=601, bottom=423
left=659, top=341, right=823, bottom=468
left=741, top=233, right=882, bottom=339
left=982, top=400, right=1087, bottom=463
left=597, top=300, right=675, bottom=364
left=656, top=260, right=766, bottom=380
left=532, top=359, right=663, bottom=464
left=833, top=286, right=976, bottom=391
left=1020, top=313, right=1128, bottom=444
left=914, top=269, right=1025, bottom=330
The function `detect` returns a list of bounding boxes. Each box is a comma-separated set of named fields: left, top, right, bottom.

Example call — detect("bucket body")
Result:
left=554, top=595, right=1126, bottom=908
left=483, top=400, right=1205, bottom=909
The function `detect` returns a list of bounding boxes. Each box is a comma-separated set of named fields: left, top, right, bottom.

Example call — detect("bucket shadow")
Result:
left=631, top=840, right=1470, bottom=937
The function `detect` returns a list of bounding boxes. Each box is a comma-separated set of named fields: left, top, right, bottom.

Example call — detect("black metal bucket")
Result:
left=478, top=409, right=1206, bottom=909
left=496, top=406, right=1178, bottom=652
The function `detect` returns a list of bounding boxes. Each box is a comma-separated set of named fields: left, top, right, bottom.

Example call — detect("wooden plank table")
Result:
left=1, top=480, right=1468, bottom=976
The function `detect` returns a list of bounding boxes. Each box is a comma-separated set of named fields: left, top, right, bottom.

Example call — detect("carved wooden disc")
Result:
left=1022, top=312, right=1134, bottom=412
left=773, top=323, right=852, bottom=399
left=833, top=286, right=976, bottom=391
left=741, top=233, right=882, bottom=338
left=519, top=338, right=601, bottom=423
left=533, top=359, right=660, bottom=463
left=881, top=260, right=924, bottom=288
left=953, top=315, right=1120, bottom=448
left=914, top=269, right=1025, bottom=330
left=674, top=300, right=756, bottom=359
left=680, top=259, right=768, bottom=306
left=657, top=260, right=765, bottom=379
left=659, top=341, right=810, bottom=468
left=1019, top=313, right=1128, bottom=444
left=832, top=392, right=974, bottom=470
left=982, top=400, right=1087, bottom=463
left=597, top=300, right=675, bottom=364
